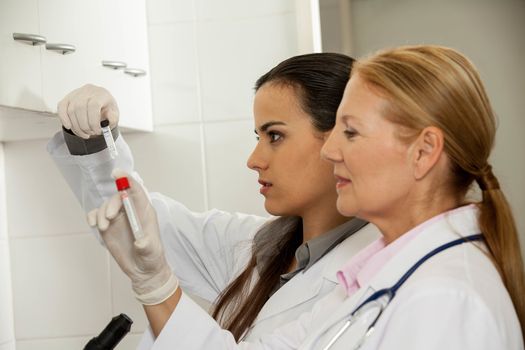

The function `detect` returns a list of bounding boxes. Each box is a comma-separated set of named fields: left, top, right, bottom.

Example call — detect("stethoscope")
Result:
left=321, top=234, right=483, bottom=350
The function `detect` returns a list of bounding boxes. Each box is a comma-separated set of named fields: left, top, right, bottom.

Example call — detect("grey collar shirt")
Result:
left=255, top=217, right=368, bottom=295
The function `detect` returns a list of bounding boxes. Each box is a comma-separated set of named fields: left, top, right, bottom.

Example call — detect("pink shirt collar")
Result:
left=337, top=205, right=476, bottom=297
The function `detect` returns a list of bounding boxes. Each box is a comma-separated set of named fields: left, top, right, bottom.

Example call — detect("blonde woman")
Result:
left=310, top=44, right=524, bottom=349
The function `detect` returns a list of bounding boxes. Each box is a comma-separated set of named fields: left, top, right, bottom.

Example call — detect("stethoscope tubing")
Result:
left=322, top=233, right=484, bottom=350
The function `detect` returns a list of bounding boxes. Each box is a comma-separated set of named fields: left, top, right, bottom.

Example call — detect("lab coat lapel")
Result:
left=251, top=256, right=325, bottom=325
left=252, top=223, right=380, bottom=325
left=322, top=223, right=381, bottom=284
left=366, top=205, right=481, bottom=293
left=307, top=206, right=482, bottom=345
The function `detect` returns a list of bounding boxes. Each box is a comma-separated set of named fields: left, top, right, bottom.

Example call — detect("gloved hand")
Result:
left=87, top=169, right=179, bottom=305
left=57, top=84, right=119, bottom=139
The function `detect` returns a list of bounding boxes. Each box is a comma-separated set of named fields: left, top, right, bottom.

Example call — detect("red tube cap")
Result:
left=115, top=177, right=130, bottom=191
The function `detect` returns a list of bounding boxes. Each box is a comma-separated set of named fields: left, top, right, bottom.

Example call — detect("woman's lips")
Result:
left=258, top=179, right=272, bottom=195
left=335, top=175, right=351, bottom=189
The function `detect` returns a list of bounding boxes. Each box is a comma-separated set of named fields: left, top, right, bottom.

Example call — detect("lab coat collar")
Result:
left=322, top=223, right=382, bottom=284
left=311, top=205, right=483, bottom=338
left=251, top=223, right=380, bottom=326
left=365, top=204, right=481, bottom=293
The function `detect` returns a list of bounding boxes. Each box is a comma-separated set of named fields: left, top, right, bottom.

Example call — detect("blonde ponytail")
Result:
left=477, top=168, right=525, bottom=336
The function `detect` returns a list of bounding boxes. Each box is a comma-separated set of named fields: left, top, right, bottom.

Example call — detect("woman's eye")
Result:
left=344, top=128, right=358, bottom=139
left=255, top=135, right=260, bottom=141
left=268, top=131, right=282, bottom=143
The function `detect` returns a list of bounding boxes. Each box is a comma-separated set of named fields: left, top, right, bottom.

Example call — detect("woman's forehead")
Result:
left=253, top=84, right=310, bottom=126
left=337, top=76, right=386, bottom=122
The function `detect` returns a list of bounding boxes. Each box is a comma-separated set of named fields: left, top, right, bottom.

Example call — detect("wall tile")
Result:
left=109, top=261, right=212, bottom=341
left=146, top=0, right=195, bottom=24
left=114, top=333, right=143, bottom=350
left=0, top=340, right=15, bottom=350
left=0, top=242, right=14, bottom=345
left=196, top=0, right=294, bottom=20
left=4, top=139, right=90, bottom=237
left=125, top=124, right=206, bottom=211
left=148, top=22, right=200, bottom=125
left=16, top=336, right=91, bottom=350
left=10, top=234, right=111, bottom=338
left=204, top=120, right=267, bottom=216
left=14, top=325, right=139, bottom=349
left=197, top=13, right=298, bottom=122
left=0, top=144, right=6, bottom=240
left=109, top=259, right=148, bottom=333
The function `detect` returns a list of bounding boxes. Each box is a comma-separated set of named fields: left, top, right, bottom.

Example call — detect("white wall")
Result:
left=2, top=0, right=297, bottom=349
left=323, top=0, right=525, bottom=254
left=0, top=143, right=15, bottom=350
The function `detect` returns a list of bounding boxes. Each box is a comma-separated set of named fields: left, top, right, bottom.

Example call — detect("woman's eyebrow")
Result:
left=341, top=114, right=362, bottom=126
left=254, top=121, right=286, bottom=134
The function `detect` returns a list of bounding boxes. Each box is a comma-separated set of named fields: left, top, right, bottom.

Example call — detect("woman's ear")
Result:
left=412, top=126, right=444, bottom=180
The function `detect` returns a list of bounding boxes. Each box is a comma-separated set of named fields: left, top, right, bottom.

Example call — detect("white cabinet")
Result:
left=38, top=0, right=105, bottom=112
left=0, top=0, right=153, bottom=141
left=95, top=0, right=153, bottom=132
left=0, top=0, right=44, bottom=112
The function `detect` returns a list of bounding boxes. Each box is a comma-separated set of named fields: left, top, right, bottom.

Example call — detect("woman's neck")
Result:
left=301, top=210, right=349, bottom=243
left=375, top=195, right=462, bottom=244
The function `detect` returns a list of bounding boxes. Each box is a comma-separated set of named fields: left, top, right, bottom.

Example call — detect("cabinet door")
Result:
left=0, top=0, right=152, bottom=139
left=39, top=0, right=105, bottom=113
left=97, top=0, right=153, bottom=131
left=0, top=0, right=45, bottom=111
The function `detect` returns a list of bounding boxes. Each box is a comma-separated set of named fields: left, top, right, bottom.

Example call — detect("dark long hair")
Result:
left=212, top=53, right=355, bottom=340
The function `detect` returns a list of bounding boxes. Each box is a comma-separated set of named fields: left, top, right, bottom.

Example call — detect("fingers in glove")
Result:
left=75, top=96, right=95, bottom=135
left=134, top=235, right=152, bottom=253
left=104, top=106, right=119, bottom=129
left=87, top=97, right=104, bottom=135
left=87, top=209, right=98, bottom=227
left=57, top=98, right=72, bottom=130
left=111, top=168, right=130, bottom=180
left=67, top=101, right=90, bottom=139
left=77, top=98, right=93, bottom=136
left=106, top=193, right=123, bottom=220
left=97, top=200, right=111, bottom=231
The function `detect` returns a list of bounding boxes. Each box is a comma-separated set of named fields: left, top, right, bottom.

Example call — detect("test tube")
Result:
left=101, top=119, right=118, bottom=159
left=115, top=177, right=144, bottom=240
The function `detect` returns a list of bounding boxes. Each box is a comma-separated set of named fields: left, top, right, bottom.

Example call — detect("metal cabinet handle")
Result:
left=102, top=60, right=127, bottom=69
left=13, top=33, right=47, bottom=45
left=45, top=43, right=76, bottom=55
left=123, top=68, right=147, bottom=77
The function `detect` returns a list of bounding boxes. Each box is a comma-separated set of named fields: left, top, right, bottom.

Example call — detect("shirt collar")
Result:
left=272, top=218, right=368, bottom=296
left=336, top=204, right=478, bottom=297
left=300, top=217, right=368, bottom=272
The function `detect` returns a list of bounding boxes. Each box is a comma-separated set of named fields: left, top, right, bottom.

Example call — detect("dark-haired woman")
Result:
left=48, top=53, right=379, bottom=347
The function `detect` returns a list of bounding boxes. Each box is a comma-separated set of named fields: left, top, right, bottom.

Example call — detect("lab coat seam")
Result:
left=380, top=282, right=506, bottom=347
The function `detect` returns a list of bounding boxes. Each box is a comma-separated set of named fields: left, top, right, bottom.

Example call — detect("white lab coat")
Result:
left=133, top=205, right=523, bottom=349
left=288, top=204, right=523, bottom=349
left=46, top=132, right=381, bottom=347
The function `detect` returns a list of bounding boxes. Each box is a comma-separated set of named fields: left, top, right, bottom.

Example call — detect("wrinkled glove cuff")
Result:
left=135, top=274, right=179, bottom=305
left=62, top=126, right=120, bottom=155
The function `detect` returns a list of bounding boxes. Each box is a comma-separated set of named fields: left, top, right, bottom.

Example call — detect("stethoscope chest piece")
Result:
left=322, top=293, right=391, bottom=350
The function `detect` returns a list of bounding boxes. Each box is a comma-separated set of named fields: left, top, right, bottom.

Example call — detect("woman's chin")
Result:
left=264, top=202, right=289, bottom=217
left=336, top=201, right=357, bottom=218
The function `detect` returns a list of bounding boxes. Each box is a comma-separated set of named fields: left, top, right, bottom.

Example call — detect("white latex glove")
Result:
left=57, top=84, right=119, bottom=139
left=87, top=169, right=178, bottom=305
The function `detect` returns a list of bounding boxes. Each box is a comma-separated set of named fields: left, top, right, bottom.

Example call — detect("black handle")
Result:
left=84, top=314, right=133, bottom=350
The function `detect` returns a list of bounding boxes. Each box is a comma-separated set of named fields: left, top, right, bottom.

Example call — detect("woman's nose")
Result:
left=321, top=130, right=342, bottom=163
left=247, top=144, right=268, bottom=171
